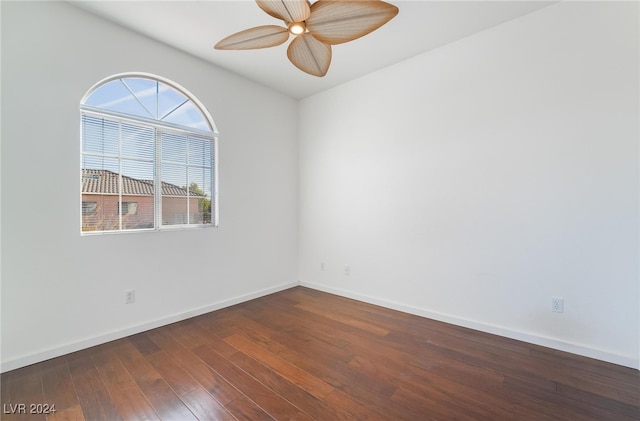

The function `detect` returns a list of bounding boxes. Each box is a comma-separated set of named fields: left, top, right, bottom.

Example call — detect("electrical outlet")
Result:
left=344, top=265, right=351, bottom=276
left=125, top=289, right=136, bottom=304
left=551, top=297, right=564, bottom=313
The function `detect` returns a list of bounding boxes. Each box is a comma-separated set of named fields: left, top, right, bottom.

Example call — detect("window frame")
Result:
left=80, top=73, right=219, bottom=235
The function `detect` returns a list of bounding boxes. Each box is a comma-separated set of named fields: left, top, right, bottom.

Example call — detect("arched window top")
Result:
left=81, top=73, right=216, bottom=134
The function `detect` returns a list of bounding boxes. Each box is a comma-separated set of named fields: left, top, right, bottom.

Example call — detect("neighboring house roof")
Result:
left=82, top=169, right=205, bottom=197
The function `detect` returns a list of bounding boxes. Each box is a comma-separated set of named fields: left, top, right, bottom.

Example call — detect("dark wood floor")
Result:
left=1, top=287, right=638, bottom=421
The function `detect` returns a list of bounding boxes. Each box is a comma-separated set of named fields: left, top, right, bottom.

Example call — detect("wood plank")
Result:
left=241, top=308, right=355, bottom=362
left=556, top=382, right=640, bottom=419
left=322, top=389, right=390, bottom=421
left=146, top=329, right=243, bottom=405
left=179, top=388, right=236, bottom=421
left=226, top=333, right=424, bottom=421
left=45, top=404, right=86, bottom=421
left=192, top=344, right=301, bottom=420
left=67, top=355, right=122, bottom=421
left=224, top=394, right=275, bottom=421
left=288, top=411, right=315, bottom=421
left=129, top=332, right=162, bottom=357
left=348, top=351, right=514, bottom=420
left=1, top=370, right=16, bottom=421
left=392, top=386, right=474, bottom=421
left=294, top=301, right=390, bottom=336
left=40, top=360, right=78, bottom=413
left=505, top=374, right=639, bottom=421
left=188, top=317, right=251, bottom=359
left=556, top=362, right=640, bottom=403
left=3, top=365, right=47, bottom=421
left=91, top=350, right=159, bottom=420
left=204, top=308, right=358, bottom=381
left=223, top=333, right=335, bottom=399
left=227, top=350, right=359, bottom=421
left=112, top=340, right=198, bottom=421
left=619, top=388, right=640, bottom=407
left=145, top=351, right=199, bottom=397
left=511, top=391, right=605, bottom=421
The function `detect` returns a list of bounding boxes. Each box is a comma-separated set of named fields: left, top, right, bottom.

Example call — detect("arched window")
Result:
left=81, top=73, right=218, bottom=233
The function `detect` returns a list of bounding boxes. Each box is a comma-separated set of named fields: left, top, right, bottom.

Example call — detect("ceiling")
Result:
left=70, top=1, right=555, bottom=99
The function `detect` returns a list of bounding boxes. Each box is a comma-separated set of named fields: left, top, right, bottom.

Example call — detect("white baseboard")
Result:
left=300, top=280, right=639, bottom=370
left=1, top=281, right=298, bottom=373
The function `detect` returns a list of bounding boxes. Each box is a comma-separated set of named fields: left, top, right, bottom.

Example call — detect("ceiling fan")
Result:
left=214, top=0, right=399, bottom=77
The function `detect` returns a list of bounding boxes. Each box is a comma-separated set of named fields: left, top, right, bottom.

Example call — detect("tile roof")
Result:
left=82, top=169, right=204, bottom=197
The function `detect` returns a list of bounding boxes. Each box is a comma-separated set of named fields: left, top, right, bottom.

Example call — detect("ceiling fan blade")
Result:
left=306, top=0, right=399, bottom=45
left=214, top=25, right=289, bottom=50
left=256, top=0, right=311, bottom=23
left=287, top=34, right=332, bottom=77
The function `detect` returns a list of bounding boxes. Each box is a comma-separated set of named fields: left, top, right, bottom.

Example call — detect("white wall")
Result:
left=1, top=1, right=298, bottom=371
left=299, top=1, right=639, bottom=368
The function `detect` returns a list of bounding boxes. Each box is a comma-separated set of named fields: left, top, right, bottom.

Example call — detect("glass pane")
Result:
left=188, top=135, right=213, bottom=167
left=121, top=159, right=154, bottom=193
left=121, top=122, right=154, bottom=161
left=161, top=163, right=187, bottom=193
left=81, top=156, right=119, bottom=193
left=163, top=100, right=211, bottom=131
left=188, top=167, right=212, bottom=224
left=82, top=115, right=119, bottom=156
left=81, top=156, right=121, bottom=231
left=161, top=163, right=188, bottom=226
left=121, top=160, right=155, bottom=230
left=122, top=78, right=158, bottom=119
left=158, top=82, right=188, bottom=121
left=161, top=132, right=187, bottom=164
left=162, top=196, right=188, bottom=225
left=188, top=167, right=211, bottom=198
left=84, top=79, right=150, bottom=118
left=81, top=194, right=117, bottom=232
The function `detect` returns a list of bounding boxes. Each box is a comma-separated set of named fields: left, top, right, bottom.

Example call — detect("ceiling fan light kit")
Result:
left=214, top=0, right=399, bottom=77
left=288, top=21, right=307, bottom=35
